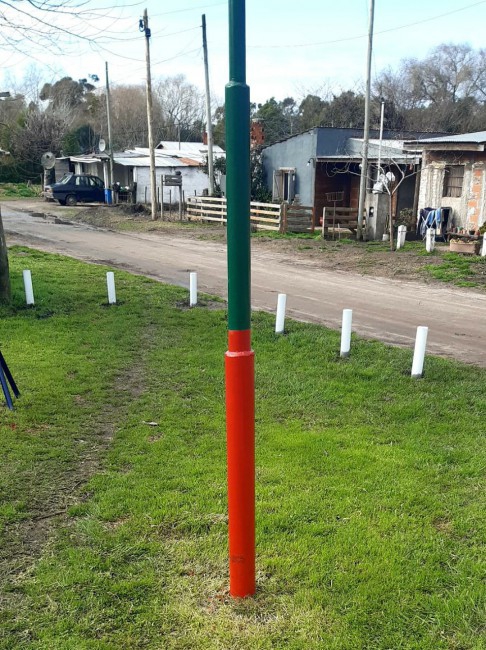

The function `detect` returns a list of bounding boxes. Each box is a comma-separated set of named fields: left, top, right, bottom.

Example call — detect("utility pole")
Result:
left=377, top=97, right=385, bottom=177
left=141, top=9, right=157, bottom=220
left=202, top=14, right=214, bottom=195
left=105, top=62, right=115, bottom=192
left=357, top=0, right=375, bottom=241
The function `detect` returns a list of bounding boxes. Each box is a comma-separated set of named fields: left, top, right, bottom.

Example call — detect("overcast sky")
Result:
left=2, top=0, right=486, bottom=105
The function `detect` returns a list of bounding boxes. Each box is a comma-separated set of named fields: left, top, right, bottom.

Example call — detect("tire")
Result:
left=65, top=194, right=77, bottom=207
left=58, top=199, right=66, bottom=206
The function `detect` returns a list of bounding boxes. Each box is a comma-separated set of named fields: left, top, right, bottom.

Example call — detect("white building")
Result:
left=63, top=140, right=225, bottom=204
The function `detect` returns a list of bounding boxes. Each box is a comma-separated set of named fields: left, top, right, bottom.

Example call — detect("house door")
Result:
left=273, top=169, right=295, bottom=202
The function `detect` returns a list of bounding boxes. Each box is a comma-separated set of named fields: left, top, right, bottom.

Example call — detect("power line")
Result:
left=150, top=1, right=226, bottom=18
left=249, top=1, right=486, bottom=49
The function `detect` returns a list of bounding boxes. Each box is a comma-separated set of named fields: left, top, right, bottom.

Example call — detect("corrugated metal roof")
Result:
left=408, top=131, right=486, bottom=145
left=156, top=140, right=225, bottom=154
left=325, top=138, right=417, bottom=162
left=130, top=148, right=203, bottom=165
left=70, top=155, right=102, bottom=163
left=114, top=155, right=188, bottom=168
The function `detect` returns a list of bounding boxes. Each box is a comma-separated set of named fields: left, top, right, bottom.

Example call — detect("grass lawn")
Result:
left=424, top=251, right=486, bottom=287
left=0, top=184, right=42, bottom=199
left=0, top=247, right=485, bottom=649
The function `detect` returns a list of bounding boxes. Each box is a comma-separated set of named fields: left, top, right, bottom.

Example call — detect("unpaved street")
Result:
left=3, top=204, right=486, bottom=367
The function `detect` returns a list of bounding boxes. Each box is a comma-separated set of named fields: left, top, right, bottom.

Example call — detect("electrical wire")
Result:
left=249, top=0, right=486, bottom=49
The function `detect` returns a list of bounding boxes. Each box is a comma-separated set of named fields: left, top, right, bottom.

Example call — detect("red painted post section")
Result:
left=225, top=329, right=255, bottom=597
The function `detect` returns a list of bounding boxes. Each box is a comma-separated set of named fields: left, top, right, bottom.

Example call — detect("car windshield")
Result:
left=58, top=175, right=73, bottom=185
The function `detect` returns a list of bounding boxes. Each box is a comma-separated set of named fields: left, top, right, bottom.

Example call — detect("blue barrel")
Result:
left=104, top=188, right=113, bottom=205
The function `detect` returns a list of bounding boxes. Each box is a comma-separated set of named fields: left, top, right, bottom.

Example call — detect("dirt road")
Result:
left=3, top=204, right=486, bottom=367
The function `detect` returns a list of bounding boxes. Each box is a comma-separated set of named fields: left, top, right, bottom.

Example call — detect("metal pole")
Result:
left=225, top=0, right=255, bottom=598
left=143, top=9, right=157, bottom=220
left=202, top=14, right=215, bottom=196
left=357, top=0, right=375, bottom=240
left=105, top=62, right=115, bottom=192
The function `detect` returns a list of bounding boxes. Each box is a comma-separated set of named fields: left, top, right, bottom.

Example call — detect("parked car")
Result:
left=44, top=173, right=105, bottom=206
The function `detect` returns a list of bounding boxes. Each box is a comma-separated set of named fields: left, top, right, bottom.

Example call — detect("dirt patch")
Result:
left=0, top=325, right=157, bottom=610
left=250, top=235, right=452, bottom=284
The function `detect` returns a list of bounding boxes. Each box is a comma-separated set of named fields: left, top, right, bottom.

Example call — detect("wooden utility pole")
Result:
left=0, top=207, right=11, bottom=304
left=105, top=62, right=115, bottom=192
left=357, top=0, right=375, bottom=241
left=142, top=9, right=157, bottom=220
left=202, top=14, right=214, bottom=196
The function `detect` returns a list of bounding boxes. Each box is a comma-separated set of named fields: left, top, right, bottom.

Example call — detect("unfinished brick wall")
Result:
left=418, top=151, right=486, bottom=229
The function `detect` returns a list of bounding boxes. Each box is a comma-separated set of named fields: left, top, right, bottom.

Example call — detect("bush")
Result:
left=0, top=183, right=42, bottom=198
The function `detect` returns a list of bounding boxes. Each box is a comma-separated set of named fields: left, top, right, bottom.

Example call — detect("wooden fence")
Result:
left=186, top=196, right=282, bottom=231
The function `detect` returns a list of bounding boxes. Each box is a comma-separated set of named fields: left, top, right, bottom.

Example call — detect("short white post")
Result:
left=23, top=269, right=34, bottom=306
left=106, top=271, right=117, bottom=305
left=411, top=326, right=428, bottom=378
left=426, top=227, right=435, bottom=253
left=397, top=225, right=407, bottom=250
left=189, top=272, right=198, bottom=307
left=481, top=232, right=486, bottom=257
left=340, top=309, right=353, bottom=358
left=275, top=293, right=287, bottom=334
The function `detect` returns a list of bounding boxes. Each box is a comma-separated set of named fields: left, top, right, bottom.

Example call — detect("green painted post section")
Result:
left=226, top=0, right=251, bottom=332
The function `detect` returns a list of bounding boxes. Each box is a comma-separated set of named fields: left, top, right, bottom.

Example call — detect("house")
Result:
left=262, top=127, right=433, bottom=238
left=405, top=131, right=486, bottom=231
left=57, top=140, right=225, bottom=204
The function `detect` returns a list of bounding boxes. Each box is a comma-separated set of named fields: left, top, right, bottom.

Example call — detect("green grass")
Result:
left=0, top=248, right=485, bottom=649
left=0, top=183, right=42, bottom=199
left=424, top=251, right=486, bottom=287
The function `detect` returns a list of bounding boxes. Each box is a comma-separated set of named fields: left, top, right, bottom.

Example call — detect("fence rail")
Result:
left=187, top=196, right=282, bottom=231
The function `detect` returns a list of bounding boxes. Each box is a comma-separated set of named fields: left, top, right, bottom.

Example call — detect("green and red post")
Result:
left=225, top=0, right=255, bottom=598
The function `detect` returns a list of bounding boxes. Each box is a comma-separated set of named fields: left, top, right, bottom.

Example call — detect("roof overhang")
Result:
left=405, top=142, right=486, bottom=152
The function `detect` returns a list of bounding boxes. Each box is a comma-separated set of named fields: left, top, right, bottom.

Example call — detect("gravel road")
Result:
left=3, top=203, right=486, bottom=367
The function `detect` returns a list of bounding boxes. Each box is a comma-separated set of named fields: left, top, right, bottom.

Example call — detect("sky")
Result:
left=2, top=0, right=486, bottom=106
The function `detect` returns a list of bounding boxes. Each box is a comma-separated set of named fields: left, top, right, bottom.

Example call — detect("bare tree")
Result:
left=154, top=75, right=205, bottom=141
left=374, top=43, right=486, bottom=133
left=98, top=85, right=159, bottom=150
left=0, top=0, right=120, bottom=303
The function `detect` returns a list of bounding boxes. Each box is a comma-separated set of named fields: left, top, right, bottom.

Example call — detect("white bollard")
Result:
left=189, top=272, right=198, bottom=307
left=23, top=269, right=34, bottom=306
left=426, top=228, right=435, bottom=253
left=275, top=293, right=287, bottom=334
left=397, top=225, right=407, bottom=250
left=481, top=232, right=486, bottom=257
left=106, top=271, right=117, bottom=305
left=411, top=326, right=428, bottom=378
left=340, top=309, right=353, bottom=358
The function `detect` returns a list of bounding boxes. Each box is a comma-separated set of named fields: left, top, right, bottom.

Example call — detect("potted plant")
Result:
left=449, top=237, right=480, bottom=254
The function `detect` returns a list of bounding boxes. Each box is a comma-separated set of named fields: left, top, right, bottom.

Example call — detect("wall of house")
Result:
left=418, top=151, right=486, bottom=230
left=134, top=166, right=209, bottom=204
left=262, top=130, right=317, bottom=205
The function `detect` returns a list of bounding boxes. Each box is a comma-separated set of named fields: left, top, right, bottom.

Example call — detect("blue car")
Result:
left=44, top=173, right=105, bottom=206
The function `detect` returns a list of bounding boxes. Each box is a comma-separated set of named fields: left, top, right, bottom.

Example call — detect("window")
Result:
left=443, top=165, right=464, bottom=198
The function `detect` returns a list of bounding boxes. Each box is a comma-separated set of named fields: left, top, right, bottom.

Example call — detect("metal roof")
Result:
left=406, top=131, right=486, bottom=145
left=114, top=156, right=188, bottom=168
left=156, top=141, right=225, bottom=154
left=317, top=138, right=418, bottom=163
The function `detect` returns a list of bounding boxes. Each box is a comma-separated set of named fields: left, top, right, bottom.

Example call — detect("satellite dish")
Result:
left=41, top=151, right=56, bottom=169
left=99, top=139, right=106, bottom=152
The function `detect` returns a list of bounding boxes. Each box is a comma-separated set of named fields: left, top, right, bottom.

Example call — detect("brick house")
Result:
left=406, top=131, right=486, bottom=231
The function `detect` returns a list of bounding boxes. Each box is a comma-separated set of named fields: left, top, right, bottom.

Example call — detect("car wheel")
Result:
left=58, top=199, right=66, bottom=206
left=65, top=195, right=77, bottom=206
